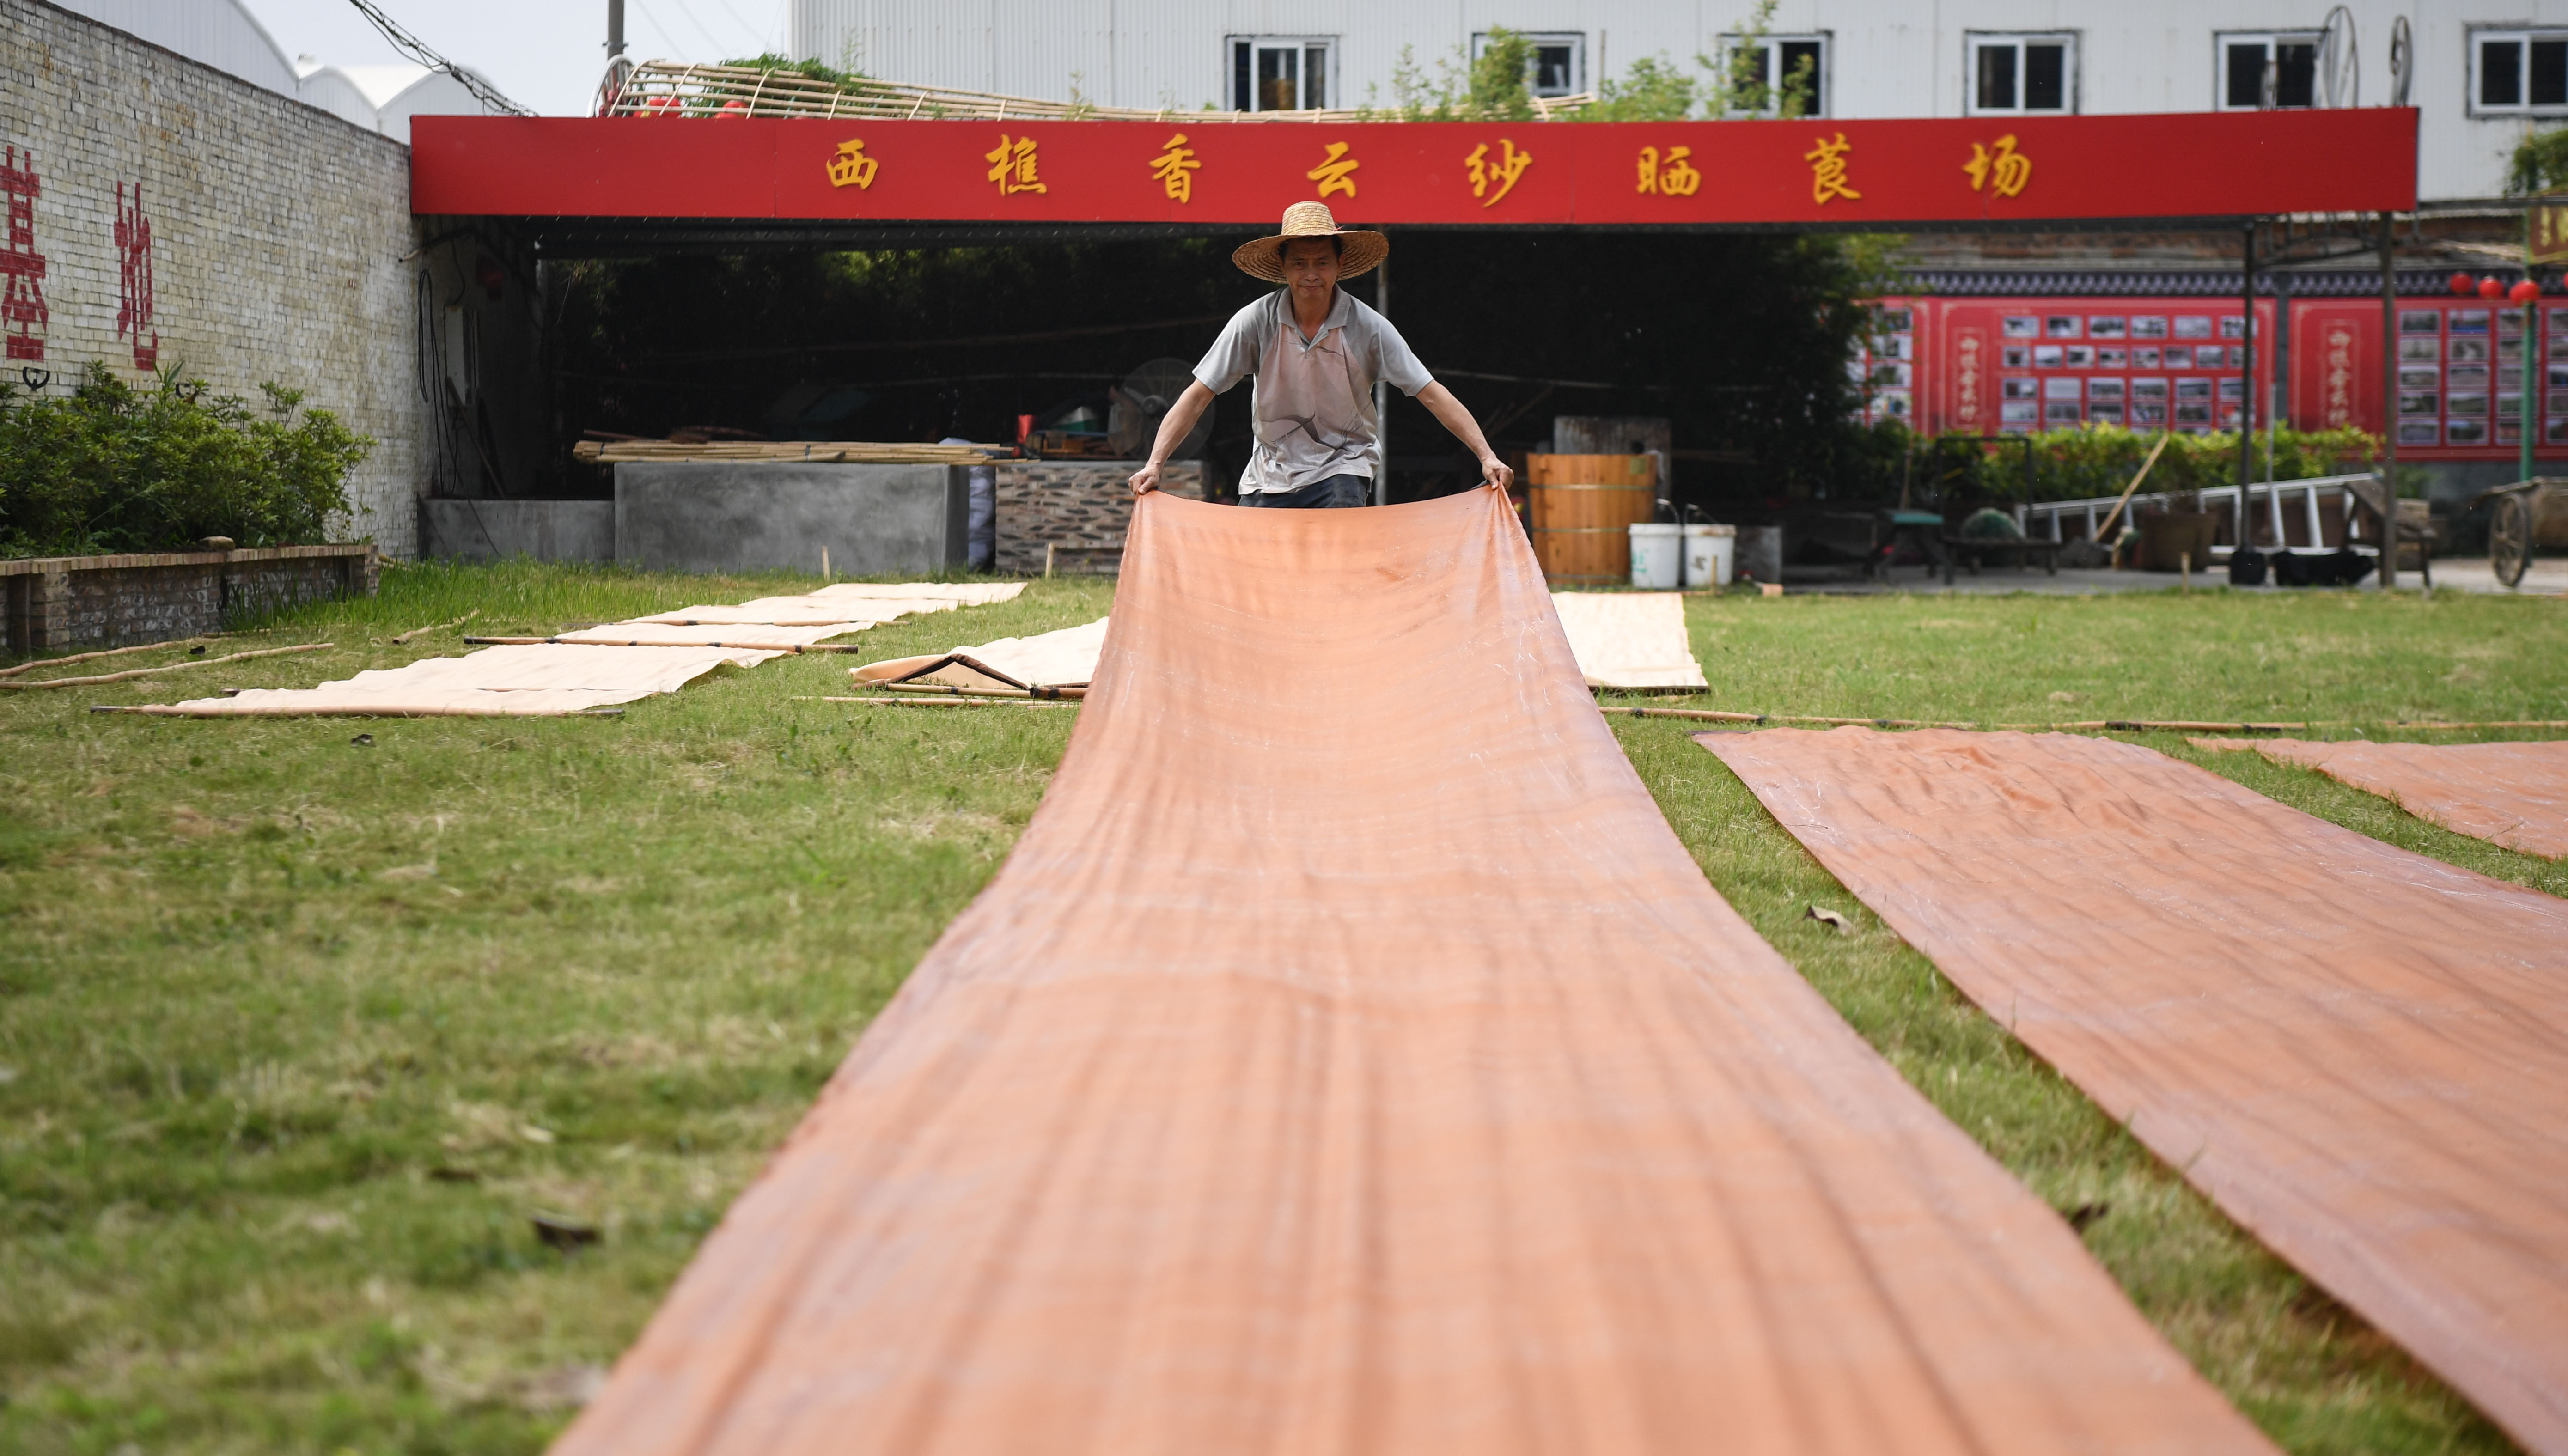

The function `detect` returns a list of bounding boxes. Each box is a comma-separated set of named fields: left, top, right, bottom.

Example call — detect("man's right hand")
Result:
left=1129, top=461, right=1164, bottom=497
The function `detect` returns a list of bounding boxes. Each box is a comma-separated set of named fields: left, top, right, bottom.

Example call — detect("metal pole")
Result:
left=1372, top=239, right=1391, bottom=508
left=608, top=0, right=625, bottom=58
left=2379, top=210, right=2398, bottom=588
left=2269, top=273, right=2288, bottom=487
left=2524, top=207, right=2539, bottom=483
left=2239, top=221, right=2256, bottom=550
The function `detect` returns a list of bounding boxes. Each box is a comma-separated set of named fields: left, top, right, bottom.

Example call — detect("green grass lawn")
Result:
left=1, top=569, right=2559, bottom=1454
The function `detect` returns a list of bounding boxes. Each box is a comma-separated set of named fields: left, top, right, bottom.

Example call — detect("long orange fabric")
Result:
left=2236, top=737, right=2568, bottom=860
left=1697, top=727, right=2568, bottom=1453
left=554, top=492, right=2269, bottom=1455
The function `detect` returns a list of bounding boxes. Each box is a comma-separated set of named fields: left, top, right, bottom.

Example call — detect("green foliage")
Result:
left=0, top=362, right=371, bottom=559
left=1576, top=55, right=1701, bottom=121
left=1961, top=423, right=2382, bottom=501
left=720, top=53, right=871, bottom=89
left=1710, top=0, right=1817, bottom=118
left=2508, top=126, right=2568, bottom=195
left=1570, top=2, right=1816, bottom=122
left=1382, top=27, right=1538, bottom=120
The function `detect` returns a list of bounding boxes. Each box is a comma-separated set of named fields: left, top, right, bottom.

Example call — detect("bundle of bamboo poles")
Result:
left=573, top=440, right=1002, bottom=465
left=603, top=61, right=1596, bottom=124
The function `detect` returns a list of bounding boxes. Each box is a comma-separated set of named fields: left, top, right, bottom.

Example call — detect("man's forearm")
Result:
left=1416, top=382, right=1513, bottom=490
left=1147, top=384, right=1215, bottom=464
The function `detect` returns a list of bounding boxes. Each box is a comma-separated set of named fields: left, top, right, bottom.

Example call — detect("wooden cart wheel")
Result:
left=2491, top=492, right=2533, bottom=589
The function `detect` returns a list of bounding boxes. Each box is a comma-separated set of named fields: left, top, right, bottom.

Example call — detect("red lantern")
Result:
left=2480, top=275, right=2507, bottom=299
left=2512, top=278, right=2544, bottom=305
left=2451, top=272, right=2477, bottom=295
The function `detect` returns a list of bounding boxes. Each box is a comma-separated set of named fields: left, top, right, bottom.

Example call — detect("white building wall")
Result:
left=48, top=0, right=299, bottom=95
left=791, top=0, right=2568, bottom=200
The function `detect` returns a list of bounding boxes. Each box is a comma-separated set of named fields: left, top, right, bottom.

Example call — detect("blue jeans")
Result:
left=1241, top=474, right=1371, bottom=508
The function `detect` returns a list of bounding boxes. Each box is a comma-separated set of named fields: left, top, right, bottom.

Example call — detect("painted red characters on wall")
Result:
left=115, top=182, right=156, bottom=372
left=0, top=146, right=47, bottom=363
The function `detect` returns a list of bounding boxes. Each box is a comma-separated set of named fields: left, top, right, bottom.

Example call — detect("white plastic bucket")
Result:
left=1629, top=523, right=1683, bottom=589
left=1682, top=523, right=1736, bottom=589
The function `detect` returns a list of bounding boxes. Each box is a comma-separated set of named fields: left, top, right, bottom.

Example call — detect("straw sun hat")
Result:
left=1231, top=201, right=1388, bottom=283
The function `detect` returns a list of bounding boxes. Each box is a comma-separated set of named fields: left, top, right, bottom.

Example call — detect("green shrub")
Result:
left=0, top=362, right=372, bottom=558
left=1960, top=423, right=2381, bottom=501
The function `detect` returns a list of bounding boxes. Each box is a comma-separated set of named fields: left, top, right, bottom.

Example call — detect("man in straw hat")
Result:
left=1130, top=201, right=1513, bottom=507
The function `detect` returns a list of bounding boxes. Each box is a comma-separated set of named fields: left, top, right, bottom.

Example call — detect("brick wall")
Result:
left=0, top=0, right=426, bottom=554
left=2, top=544, right=378, bottom=652
left=996, top=461, right=1205, bottom=574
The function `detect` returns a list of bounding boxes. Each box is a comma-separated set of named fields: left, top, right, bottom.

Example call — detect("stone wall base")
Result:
left=2, top=545, right=379, bottom=654
left=997, top=462, right=1207, bottom=575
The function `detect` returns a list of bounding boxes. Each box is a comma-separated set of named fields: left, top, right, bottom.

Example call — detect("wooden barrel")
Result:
left=1528, top=454, right=1658, bottom=585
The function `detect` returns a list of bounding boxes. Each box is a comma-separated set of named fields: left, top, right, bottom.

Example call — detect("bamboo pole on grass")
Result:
left=0, top=642, right=331, bottom=690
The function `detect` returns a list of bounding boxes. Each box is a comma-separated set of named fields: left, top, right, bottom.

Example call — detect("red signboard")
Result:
left=412, top=111, right=2416, bottom=226
left=2289, top=297, right=2568, bottom=457
left=1856, top=292, right=2567, bottom=465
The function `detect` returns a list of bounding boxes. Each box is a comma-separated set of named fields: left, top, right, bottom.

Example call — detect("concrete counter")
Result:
left=614, top=463, right=969, bottom=576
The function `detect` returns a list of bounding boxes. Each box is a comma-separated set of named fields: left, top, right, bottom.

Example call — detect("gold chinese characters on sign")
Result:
left=1804, top=132, right=1860, bottom=206
left=2533, top=203, right=2568, bottom=265
left=1634, top=146, right=1701, bottom=197
left=826, top=138, right=878, bottom=190
left=985, top=134, right=1047, bottom=195
left=1963, top=135, right=2031, bottom=198
left=1150, top=133, right=1201, bottom=204
left=1464, top=140, right=1532, bottom=207
left=1306, top=141, right=1359, bottom=199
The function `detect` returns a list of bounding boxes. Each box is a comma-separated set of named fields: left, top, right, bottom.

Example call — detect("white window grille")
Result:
left=1966, top=33, right=2075, bottom=115
left=1714, top=32, right=1829, bottom=115
left=2471, top=29, right=2568, bottom=116
left=2217, top=32, right=2323, bottom=109
left=1229, top=36, right=1338, bottom=112
left=1471, top=32, right=1585, bottom=98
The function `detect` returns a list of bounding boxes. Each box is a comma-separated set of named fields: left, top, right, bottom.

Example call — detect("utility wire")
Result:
left=342, top=0, right=533, bottom=116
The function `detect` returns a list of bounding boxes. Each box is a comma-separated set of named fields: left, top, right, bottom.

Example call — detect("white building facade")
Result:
left=788, top=0, right=2568, bottom=201
left=52, top=0, right=496, bottom=142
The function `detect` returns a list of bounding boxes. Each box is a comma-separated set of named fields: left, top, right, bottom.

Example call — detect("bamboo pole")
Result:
left=92, top=703, right=625, bottom=718
left=2092, top=431, right=2175, bottom=547
left=872, top=680, right=1086, bottom=699
left=1600, top=703, right=2568, bottom=735
left=0, top=636, right=218, bottom=678
left=391, top=610, right=478, bottom=644
left=807, top=695, right=1076, bottom=708
left=463, top=636, right=866, bottom=652
left=0, top=642, right=331, bottom=690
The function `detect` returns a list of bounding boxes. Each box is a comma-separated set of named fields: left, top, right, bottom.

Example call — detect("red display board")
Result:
left=1857, top=292, right=2566, bottom=465
left=2290, top=297, right=2568, bottom=458
left=411, top=110, right=2415, bottom=227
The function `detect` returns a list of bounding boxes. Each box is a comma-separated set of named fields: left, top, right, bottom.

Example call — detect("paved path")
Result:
left=1784, top=556, right=2568, bottom=596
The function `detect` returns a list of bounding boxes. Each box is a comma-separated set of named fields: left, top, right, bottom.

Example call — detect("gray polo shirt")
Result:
left=1193, top=287, right=1433, bottom=495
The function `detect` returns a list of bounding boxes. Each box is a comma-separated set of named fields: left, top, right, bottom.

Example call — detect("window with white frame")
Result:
left=2217, top=32, right=2322, bottom=109
left=2472, top=29, right=2568, bottom=115
left=1230, top=36, right=1338, bottom=111
left=1472, top=32, right=1585, bottom=98
left=1967, top=33, right=2074, bottom=115
left=1715, top=33, right=1828, bottom=115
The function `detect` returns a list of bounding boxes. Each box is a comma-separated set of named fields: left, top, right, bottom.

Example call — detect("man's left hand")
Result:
left=1480, top=455, right=1515, bottom=494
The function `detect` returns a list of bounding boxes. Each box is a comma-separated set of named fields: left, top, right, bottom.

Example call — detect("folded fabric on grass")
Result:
left=629, top=584, right=1021, bottom=627
left=852, top=616, right=1110, bottom=691
left=131, top=581, right=1017, bottom=718
left=555, top=491, right=2268, bottom=1456
left=2191, top=736, right=2568, bottom=860
left=813, top=582, right=1025, bottom=604
left=138, top=645, right=779, bottom=718
left=555, top=623, right=866, bottom=649
left=1548, top=590, right=1708, bottom=691
left=1696, top=726, right=2568, bottom=1453
left=850, top=593, right=1703, bottom=695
